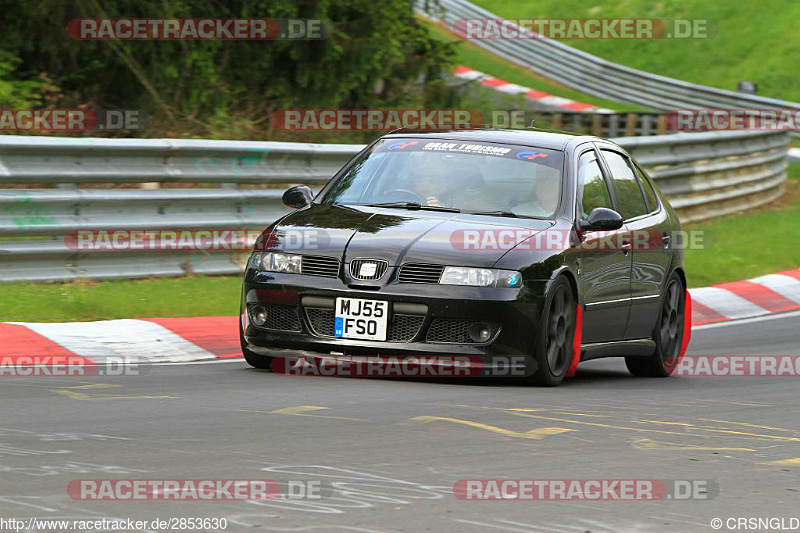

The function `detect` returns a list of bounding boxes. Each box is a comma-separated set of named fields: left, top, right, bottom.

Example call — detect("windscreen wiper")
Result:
left=470, top=210, right=520, bottom=218
left=367, top=202, right=460, bottom=213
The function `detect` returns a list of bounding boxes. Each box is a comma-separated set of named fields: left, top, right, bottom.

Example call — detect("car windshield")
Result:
left=320, top=138, right=565, bottom=218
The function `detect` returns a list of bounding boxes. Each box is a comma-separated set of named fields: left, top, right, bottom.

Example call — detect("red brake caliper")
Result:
left=565, top=304, right=583, bottom=378
left=678, top=290, right=693, bottom=364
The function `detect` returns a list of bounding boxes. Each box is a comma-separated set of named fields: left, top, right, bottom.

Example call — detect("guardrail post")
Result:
left=592, top=115, right=603, bottom=137
left=571, top=113, right=582, bottom=133
left=640, top=115, right=653, bottom=136
left=608, top=114, right=620, bottom=137
left=656, top=116, right=668, bottom=135
left=624, top=113, right=638, bottom=137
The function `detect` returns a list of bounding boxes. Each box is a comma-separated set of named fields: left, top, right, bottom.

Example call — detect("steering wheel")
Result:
left=383, top=188, right=427, bottom=204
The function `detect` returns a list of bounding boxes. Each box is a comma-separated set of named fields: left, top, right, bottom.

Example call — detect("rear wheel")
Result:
left=625, top=272, right=685, bottom=377
left=529, top=277, right=576, bottom=387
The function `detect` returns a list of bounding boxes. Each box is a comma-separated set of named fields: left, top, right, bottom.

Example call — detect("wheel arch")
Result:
left=548, top=265, right=580, bottom=305
left=672, top=266, right=687, bottom=290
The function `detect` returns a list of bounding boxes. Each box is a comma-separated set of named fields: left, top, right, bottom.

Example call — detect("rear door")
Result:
left=597, top=148, right=669, bottom=340
left=574, top=148, right=631, bottom=343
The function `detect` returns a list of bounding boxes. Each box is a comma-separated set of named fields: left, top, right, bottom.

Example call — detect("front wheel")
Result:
left=240, top=319, right=274, bottom=370
left=625, top=272, right=685, bottom=377
left=529, top=277, right=576, bottom=387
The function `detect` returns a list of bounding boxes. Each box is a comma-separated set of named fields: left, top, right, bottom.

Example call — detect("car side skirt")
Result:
left=580, top=339, right=656, bottom=361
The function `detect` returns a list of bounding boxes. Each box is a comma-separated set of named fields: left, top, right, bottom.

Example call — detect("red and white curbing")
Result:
left=1, top=269, right=798, bottom=364
left=691, top=269, right=800, bottom=325
left=0, top=317, right=241, bottom=365
left=453, top=65, right=614, bottom=114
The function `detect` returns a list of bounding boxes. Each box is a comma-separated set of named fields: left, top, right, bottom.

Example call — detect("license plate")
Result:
left=334, top=298, right=388, bottom=341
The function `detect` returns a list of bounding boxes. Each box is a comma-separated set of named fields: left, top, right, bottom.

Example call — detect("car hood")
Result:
left=265, top=203, right=553, bottom=268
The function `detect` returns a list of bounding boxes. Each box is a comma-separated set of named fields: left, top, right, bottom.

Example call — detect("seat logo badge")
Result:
left=360, top=262, right=378, bottom=278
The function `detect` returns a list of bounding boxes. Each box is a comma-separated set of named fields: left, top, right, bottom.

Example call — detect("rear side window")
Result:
left=577, top=151, right=613, bottom=219
left=601, top=150, right=648, bottom=220
left=634, top=163, right=659, bottom=213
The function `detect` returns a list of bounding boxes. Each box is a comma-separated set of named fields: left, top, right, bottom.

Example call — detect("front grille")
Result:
left=350, top=259, right=389, bottom=281
left=303, top=307, right=424, bottom=342
left=425, top=319, right=500, bottom=344
left=398, top=263, right=445, bottom=284
left=305, top=307, right=335, bottom=336
left=251, top=304, right=302, bottom=332
left=387, top=314, right=425, bottom=342
left=301, top=255, right=340, bottom=277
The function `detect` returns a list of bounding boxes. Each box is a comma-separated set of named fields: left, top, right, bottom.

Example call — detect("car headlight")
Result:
left=439, top=266, right=522, bottom=288
left=251, top=252, right=302, bottom=274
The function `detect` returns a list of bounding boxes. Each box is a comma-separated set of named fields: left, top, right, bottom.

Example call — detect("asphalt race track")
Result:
left=1, top=311, right=799, bottom=532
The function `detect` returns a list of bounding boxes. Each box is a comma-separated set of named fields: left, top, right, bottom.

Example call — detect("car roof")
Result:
left=381, top=128, right=607, bottom=151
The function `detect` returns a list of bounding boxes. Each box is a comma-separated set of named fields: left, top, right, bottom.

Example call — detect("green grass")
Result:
left=2, top=166, right=798, bottom=320
left=425, top=20, right=645, bottom=112
left=684, top=165, right=800, bottom=288
left=0, top=276, right=242, bottom=322
left=472, top=0, right=800, bottom=103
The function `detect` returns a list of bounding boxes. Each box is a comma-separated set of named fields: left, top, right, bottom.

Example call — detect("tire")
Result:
left=240, top=319, right=274, bottom=370
left=529, top=276, right=576, bottom=387
left=625, top=272, right=685, bottom=377
left=243, top=347, right=274, bottom=370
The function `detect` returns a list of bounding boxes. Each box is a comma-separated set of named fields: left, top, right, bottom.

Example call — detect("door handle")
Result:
left=661, top=232, right=671, bottom=249
left=621, top=241, right=632, bottom=255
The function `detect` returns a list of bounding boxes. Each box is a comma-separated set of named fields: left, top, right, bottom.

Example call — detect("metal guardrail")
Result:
left=0, top=136, right=359, bottom=185
left=0, top=130, right=789, bottom=282
left=422, top=0, right=800, bottom=115
left=517, top=111, right=667, bottom=137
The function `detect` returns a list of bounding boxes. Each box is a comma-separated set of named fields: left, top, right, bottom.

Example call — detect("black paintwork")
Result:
left=241, top=129, right=683, bottom=361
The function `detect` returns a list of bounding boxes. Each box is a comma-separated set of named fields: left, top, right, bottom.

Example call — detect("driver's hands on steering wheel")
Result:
left=425, top=195, right=443, bottom=207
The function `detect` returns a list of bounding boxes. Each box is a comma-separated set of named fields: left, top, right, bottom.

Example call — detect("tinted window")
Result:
left=322, top=139, right=566, bottom=218
left=577, top=151, right=613, bottom=219
left=635, top=163, right=659, bottom=213
left=601, top=150, right=647, bottom=220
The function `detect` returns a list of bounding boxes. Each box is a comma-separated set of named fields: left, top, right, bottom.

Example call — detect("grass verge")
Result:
left=683, top=164, right=800, bottom=288
left=0, top=276, right=242, bottom=322
left=425, top=20, right=644, bottom=112
left=471, top=0, right=800, bottom=104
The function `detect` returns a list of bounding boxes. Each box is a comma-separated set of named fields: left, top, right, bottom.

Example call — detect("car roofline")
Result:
left=380, top=128, right=605, bottom=151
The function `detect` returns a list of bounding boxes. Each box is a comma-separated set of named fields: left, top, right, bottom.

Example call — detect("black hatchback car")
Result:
left=240, top=129, right=690, bottom=386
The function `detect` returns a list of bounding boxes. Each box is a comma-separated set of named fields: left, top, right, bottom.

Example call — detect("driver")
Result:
left=409, top=164, right=450, bottom=207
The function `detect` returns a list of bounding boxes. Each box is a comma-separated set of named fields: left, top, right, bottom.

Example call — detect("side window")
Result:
left=577, top=151, right=613, bottom=219
left=634, top=163, right=659, bottom=213
left=601, top=150, right=648, bottom=220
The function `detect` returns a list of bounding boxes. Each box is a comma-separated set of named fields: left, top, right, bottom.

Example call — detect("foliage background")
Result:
left=0, top=0, right=460, bottom=141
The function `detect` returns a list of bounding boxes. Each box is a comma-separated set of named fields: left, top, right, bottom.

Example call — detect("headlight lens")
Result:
left=440, top=266, right=522, bottom=288
left=251, top=252, right=302, bottom=274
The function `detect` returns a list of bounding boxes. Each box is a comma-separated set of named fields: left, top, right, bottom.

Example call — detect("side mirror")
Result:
left=282, top=185, right=313, bottom=209
left=579, top=207, right=624, bottom=231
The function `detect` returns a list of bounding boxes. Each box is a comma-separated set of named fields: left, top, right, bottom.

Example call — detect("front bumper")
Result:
left=241, top=269, right=548, bottom=357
